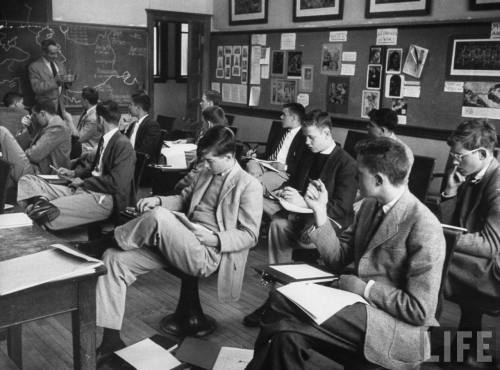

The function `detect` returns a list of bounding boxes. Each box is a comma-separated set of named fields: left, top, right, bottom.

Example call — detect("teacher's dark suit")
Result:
left=125, top=115, right=161, bottom=160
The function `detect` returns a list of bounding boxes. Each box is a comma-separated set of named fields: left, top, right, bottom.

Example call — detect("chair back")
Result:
left=343, top=130, right=369, bottom=159
left=408, top=155, right=435, bottom=202
left=134, top=151, right=150, bottom=189
left=155, top=129, right=169, bottom=163
left=157, top=115, right=176, bottom=132
left=0, top=159, right=12, bottom=214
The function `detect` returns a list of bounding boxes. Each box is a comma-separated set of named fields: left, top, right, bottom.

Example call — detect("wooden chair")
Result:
left=342, top=130, right=369, bottom=159
left=0, top=159, right=12, bottom=214
left=408, top=155, right=436, bottom=202
left=156, top=115, right=176, bottom=132
left=236, top=120, right=282, bottom=160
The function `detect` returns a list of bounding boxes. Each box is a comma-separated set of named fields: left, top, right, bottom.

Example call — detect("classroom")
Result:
left=0, top=0, right=500, bottom=369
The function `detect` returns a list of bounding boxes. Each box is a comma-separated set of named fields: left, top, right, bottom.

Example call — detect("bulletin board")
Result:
left=211, top=20, right=500, bottom=134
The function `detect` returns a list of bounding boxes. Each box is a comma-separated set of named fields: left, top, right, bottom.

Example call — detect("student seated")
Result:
left=246, top=103, right=307, bottom=194
left=244, top=110, right=357, bottom=327
left=247, top=137, right=446, bottom=370
left=94, top=126, right=262, bottom=362
left=0, top=92, right=31, bottom=148
left=440, top=120, right=500, bottom=365
left=75, top=87, right=102, bottom=155
left=17, top=100, right=135, bottom=230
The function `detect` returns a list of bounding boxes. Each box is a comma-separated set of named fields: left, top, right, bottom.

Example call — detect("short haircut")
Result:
left=41, top=39, right=58, bottom=52
left=131, top=92, right=151, bottom=112
left=204, top=90, right=221, bottom=106
left=202, top=106, right=227, bottom=126
left=96, top=100, right=120, bottom=124
left=197, top=125, right=235, bottom=158
left=447, top=119, right=498, bottom=152
left=355, top=137, right=410, bottom=186
left=302, top=110, right=332, bottom=132
left=81, top=87, right=99, bottom=105
left=283, top=103, right=306, bottom=122
left=368, top=108, right=398, bottom=131
left=32, top=99, right=57, bottom=115
left=3, top=92, right=23, bottom=107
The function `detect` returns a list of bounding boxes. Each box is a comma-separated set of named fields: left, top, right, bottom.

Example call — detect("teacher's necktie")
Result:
left=50, top=61, right=57, bottom=78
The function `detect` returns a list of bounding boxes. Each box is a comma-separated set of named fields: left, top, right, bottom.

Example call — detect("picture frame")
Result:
left=326, top=76, right=349, bottom=114
left=361, top=90, right=380, bottom=118
left=462, top=81, right=500, bottom=119
left=366, top=64, right=382, bottom=90
left=229, top=0, right=268, bottom=25
left=271, top=79, right=297, bottom=105
left=368, top=45, right=384, bottom=64
left=320, top=43, right=343, bottom=75
left=386, top=48, right=403, bottom=74
left=385, top=74, right=405, bottom=98
left=293, top=0, right=344, bottom=22
left=300, top=65, right=314, bottom=93
left=271, top=50, right=287, bottom=77
left=402, top=44, right=429, bottom=79
left=365, top=0, right=430, bottom=18
left=287, top=51, right=303, bottom=78
left=448, top=38, right=500, bottom=79
left=469, top=0, right=500, bottom=10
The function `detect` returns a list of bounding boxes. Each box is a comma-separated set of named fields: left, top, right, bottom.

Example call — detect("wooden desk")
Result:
left=0, top=226, right=106, bottom=369
left=150, top=165, right=189, bottom=196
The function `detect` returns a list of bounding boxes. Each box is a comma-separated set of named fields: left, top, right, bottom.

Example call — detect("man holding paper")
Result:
left=247, top=137, right=445, bottom=370
left=94, top=126, right=262, bottom=361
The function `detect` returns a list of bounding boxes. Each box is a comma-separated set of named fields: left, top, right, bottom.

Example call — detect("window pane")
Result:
left=180, top=32, right=188, bottom=77
left=181, top=23, right=188, bottom=33
left=153, top=25, right=158, bottom=75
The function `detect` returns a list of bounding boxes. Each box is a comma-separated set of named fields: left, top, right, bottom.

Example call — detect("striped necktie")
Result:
left=268, top=129, right=290, bottom=161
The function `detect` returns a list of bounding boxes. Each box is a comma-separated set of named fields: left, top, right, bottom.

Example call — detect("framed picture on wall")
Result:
left=271, top=50, right=287, bottom=76
left=320, top=43, right=343, bottom=75
left=293, top=0, right=344, bottom=22
left=448, top=38, right=500, bottom=79
left=366, top=64, right=382, bottom=89
left=470, top=0, right=500, bottom=10
left=361, top=90, right=380, bottom=118
left=365, top=0, right=431, bottom=18
left=229, top=0, right=268, bottom=25
left=386, top=48, right=403, bottom=74
left=385, top=74, right=405, bottom=98
left=271, top=79, right=297, bottom=105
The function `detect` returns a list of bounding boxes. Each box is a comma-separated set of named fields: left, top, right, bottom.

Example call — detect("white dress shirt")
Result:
left=130, top=114, right=148, bottom=148
left=92, top=127, right=118, bottom=177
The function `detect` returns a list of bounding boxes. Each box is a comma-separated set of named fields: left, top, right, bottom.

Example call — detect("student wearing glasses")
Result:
left=441, top=119, right=500, bottom=367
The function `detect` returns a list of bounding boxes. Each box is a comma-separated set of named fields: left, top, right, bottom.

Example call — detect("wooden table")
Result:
left=0, top=226, right=106, bottom=369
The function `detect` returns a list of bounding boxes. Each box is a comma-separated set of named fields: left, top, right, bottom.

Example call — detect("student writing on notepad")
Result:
left=247, top=137, right=445, bottom=370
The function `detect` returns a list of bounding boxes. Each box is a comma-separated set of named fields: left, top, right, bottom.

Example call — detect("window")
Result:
left=152, top=21, right=188, bottom=83
left=177, top=23, right=189, bottom=81
left=153, top=21, right=167, bottom=82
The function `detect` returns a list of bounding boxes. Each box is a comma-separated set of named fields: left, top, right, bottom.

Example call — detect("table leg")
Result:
left=7, top=325, right=22, bottom=369
left=72, top=279, right=97, bottom=370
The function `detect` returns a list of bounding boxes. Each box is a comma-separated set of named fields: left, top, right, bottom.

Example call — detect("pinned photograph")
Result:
left=327, top=76, right=349, bottom=114
left=271, top=50, right=286, bottom=76
left=369, top=46, right=383, bottom=64
left=320, top=43, right=343, bottom=75
left=225, top=56, right=232, bottom=67
left=385, top=74, right=405, bottom=98
left=403, top=44, right=428, bottom=79
left=232, top=65, right=241, bottom=77
left=241, top=71, right=248, bottom=84
left=386, top=48, right=403, bottom=74
left=462, top=81, right=500, bottom=119
left=216, top=68, right=224, bottom=79
left=287, top=51, right=303, bottom=78
left=361, top=90, right=380, bottom=118
left=217, top=46, right=224, bottom=58
left=300, top=65, right=314, bottom=92
left=233, top=45, right=242, bottom=55
left=224, top=66, right=231, bottom=79
left=366, top=64, right=382, bottom=89
left=224, top=46, right=233, bottom=55
left=449, top=38, right=500, bottom=78
left=392, top=98, right=408, bottom=116
left=217, top=57, right=223, bottom=69
left=271, top=78, right=297, bottom=104
left=242, top=45, right=249, bottom=58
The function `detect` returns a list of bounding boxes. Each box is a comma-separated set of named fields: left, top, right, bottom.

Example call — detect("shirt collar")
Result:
left=86, top=105, right=96, bottom=115
left=136, top=114, right=148, bottom=126
left=102, top=127, right=119, bottom=146
left=381, top=186, right=406, bottom=214
left=471, top=157, right=493, bottom=183
left=320, top=141, right=336, bottom=155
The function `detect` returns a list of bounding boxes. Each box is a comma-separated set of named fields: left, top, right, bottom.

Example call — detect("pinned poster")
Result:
left=342, top=52, right=357, bottom=62
left=250, top=45, right=262, bottom=85
left=444, top=81, right=464, bottom=93
left=297, top=93, right=310, bottom=107
left=281, top=33, right=296, bottom=50
left=376, top=28, right=398, bottom=45
left=211, top=82, right=220, bottom=92
left=249, top=86, right=261, bottom=106
left=329, top=31, right=347, bottom=42
left=251, top=34, right=267, bottom=45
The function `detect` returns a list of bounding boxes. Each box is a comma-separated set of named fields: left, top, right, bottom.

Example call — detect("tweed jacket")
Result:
left=125, top=115, right=161, bottom=160
left=25, top=115, right=71, bottom=174
left=309, top=190, right=445, bottom=369
left=441, top=158, right=500, bottom=301
left=29, top=57, right=67, bottom=108
left=263, top=126, right=307, bottom=177
left=76, top=105, right=102, bottom=153
left=160, top=162, right=263, bottom=302
left=288, top=144, right=357, bottom=229
left=74, top=130, right=136, bottom=220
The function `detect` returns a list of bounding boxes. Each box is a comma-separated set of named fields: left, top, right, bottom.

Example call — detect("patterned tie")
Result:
left=92, top=137, right=105, bottom=172
left=268, top=129, right=290, bottom=161
left=365, top=203, right=385, bottom=247
left=50, top=61, right=57, bottom=77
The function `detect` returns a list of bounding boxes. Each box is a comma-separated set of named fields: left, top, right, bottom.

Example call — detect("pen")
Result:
left=49, top=165, right=58, bottom=172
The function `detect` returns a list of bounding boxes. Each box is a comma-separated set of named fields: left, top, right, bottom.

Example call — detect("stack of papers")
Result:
left=0, top=212, right=32, bottom=229
left=269, top=264, right=336, bottom=283
left=277, top=282, right=367, bottom=325
left=161, top=142, right=197, bottom=169
left=0, top=244, right=103, bottom=295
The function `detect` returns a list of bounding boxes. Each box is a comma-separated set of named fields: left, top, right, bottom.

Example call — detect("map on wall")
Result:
left=0, top=21, right=147, bottom=107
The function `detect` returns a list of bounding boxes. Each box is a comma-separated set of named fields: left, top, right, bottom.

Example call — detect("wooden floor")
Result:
left=1, top=219, right=499, bottom=369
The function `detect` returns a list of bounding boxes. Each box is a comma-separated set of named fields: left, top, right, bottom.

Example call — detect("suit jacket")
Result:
left=77, top=105, right=102, bottom=153
left=28, top=57, right=66, bottom=108
left=75, top=130, right=136, bottom=220
left=125, top=115, right=160, bottom=160
left=309, top=190, right=446, bottom=369
left=160, top=162, right=263, bottom=302
left=25, top=115, right=71, bottom=174
left=288, top=144, right=357, bottom=229
left=441, top=159, right=500, bottom=302
left=264, top=127, right=307, bottom=177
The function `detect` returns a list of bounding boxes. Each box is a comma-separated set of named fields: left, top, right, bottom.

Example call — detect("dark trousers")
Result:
left=247, top=290, right=368, bottom=370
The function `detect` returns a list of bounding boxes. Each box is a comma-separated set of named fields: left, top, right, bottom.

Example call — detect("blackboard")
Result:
left=0, top=22, right=148, bottom=108
left=211, top=20, right=500, bottom=133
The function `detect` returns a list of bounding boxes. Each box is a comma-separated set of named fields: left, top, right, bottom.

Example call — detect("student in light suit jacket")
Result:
left=95, top=126, right=263, bottom=361
left=247, top=137, right=445, bottom=370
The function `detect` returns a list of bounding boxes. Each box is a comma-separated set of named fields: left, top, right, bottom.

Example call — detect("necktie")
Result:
left=50, top=61, right=57, bottom=77
left=77, top=110, right=86, bottom=131
left=127, top=121, right=136, bottom=138
left=365, top=203, right=385, bottom=247
left=93, top=137, right=104, bottom=172
left=268, top=129, right=290, bottom=161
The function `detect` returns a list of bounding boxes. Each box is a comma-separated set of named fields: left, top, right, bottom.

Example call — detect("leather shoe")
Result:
left=243, top=302, right=268, bottom=327
left=96, top=339, right=126, bottom=367
left=27, top=199, right=60, bottom=225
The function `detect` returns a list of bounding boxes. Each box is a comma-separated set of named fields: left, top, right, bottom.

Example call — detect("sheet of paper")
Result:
left=404, top=85, right=421, bottom=98
left=270, top=264, right=334, bottom=280
left=444, top=81, right=464, bottom=93
left=115, top=338, right=181, bottom=370
left=213, top=347, right=254, bottom=370
left=0, top=212, right=32, bottom=229
left=329, top=31, right=347, bottom=42
left=260, top=47, right=270, bottom=64
left=280, top=33, right=296, bottom=50
left=171, top=211, right=213, bottom=234
left=0, top=244, right=103, bottom=295
left=376, top=28, right=398, bottom=45
left=250, top=46, right=262, bottom=85
left=211, top=82, right=221, bottom=92
left=342, top=51, right=357, bottom=62
left=38, top=174, right=60, bottom=180
left=278, top=282, right=367, bottom=325
left=161, top=147, right=187, bottom=169
left=260, top=64, right=269, bottom=79
left=279, top=198, right=313, bottom=214
left=249, top=86, right=261, bottom=106
left=296, top=93, right=309, bottom=107
left=341, top=64, right=356, bottom=76
left=251, top=34, right=267, bottom=46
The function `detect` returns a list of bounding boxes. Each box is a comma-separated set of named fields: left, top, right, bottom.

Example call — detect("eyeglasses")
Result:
left=449, top=147, right=484, bottom=161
